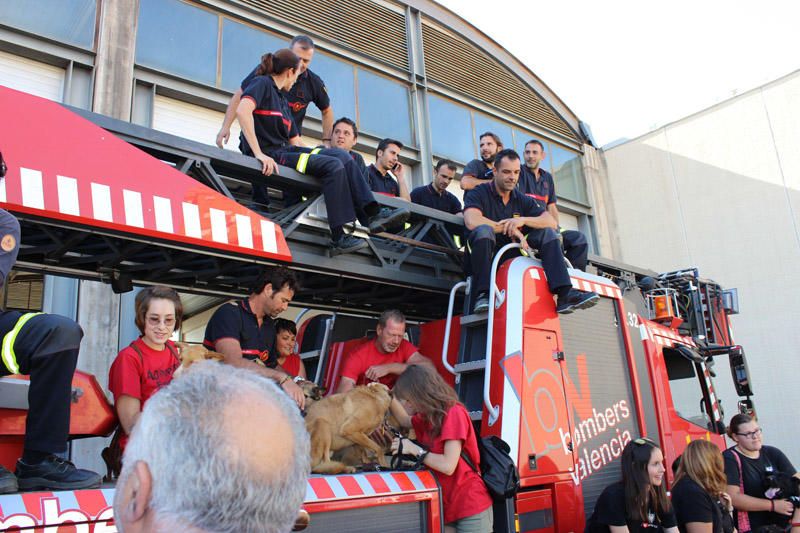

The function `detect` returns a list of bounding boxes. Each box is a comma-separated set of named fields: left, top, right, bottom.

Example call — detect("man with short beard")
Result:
left=463, top=148, right=597, bottom=314
left=518, top=139, right=589, bottom=271
left=367, top=138, right=411, bottom=201
left=460, top=131, right=503, bottom=191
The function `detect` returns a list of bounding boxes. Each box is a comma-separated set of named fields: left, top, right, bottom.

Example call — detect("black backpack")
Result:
left=461, top=435, right=520, bottom=500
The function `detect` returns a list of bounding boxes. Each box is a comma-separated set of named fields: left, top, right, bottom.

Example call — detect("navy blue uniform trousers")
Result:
left=562, top=229, right=588, bottom=271
left=0, top=312, right=83, bottom=455
left=271, top=146, right=376, bottom=230
left=467, top=225, right=572, bottom=295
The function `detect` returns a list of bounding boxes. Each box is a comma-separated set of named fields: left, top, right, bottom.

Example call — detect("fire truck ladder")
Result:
left=442, top=242, right=522, bottom=424
left=5, top=90, right=467, bottom=322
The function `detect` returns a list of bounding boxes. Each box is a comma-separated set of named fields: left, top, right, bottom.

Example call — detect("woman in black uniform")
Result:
left=586, top=438, right=678, bottom=533
left=236, top=48, right=408, bottom=254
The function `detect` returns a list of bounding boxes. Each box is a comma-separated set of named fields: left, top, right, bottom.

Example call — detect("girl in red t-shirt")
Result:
left=108, top=286, right=183, bottom=449
left=274, top=318, right=306, bottom=379
left=389, top=365, right=493, bottom=532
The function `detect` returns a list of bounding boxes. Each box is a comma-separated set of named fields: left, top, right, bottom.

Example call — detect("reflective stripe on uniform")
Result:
left=1, top=312, right=43, bottom=374
left=295, top=147, right=323, bottom=174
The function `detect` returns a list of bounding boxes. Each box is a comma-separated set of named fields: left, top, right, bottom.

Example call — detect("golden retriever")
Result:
left=305, top=383, right=392, bottom=474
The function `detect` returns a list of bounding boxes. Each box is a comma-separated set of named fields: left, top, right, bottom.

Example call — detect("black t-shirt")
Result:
left=723, top=446, right=797, bottom=531
left=239, top=76, right=299, bottom=155
left=367, top=164, right=399, bottom=197
left=241, top=68, right=330, bottom=135
left=462, top=158, right=493, bottom=182
left=672, top=477, right=734, bottom=533
left=586, top=481, right=677, bottom=533
left=203, top=300, right=277, bottom=367
left=350, top=151, right=367, bottom=178
left=410, top=184, right=462, bottom=215
left=518, top=165, right=557, bottom=211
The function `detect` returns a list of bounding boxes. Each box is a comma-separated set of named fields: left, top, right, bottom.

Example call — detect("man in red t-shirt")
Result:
left=336, top=309, right=433, bottom=393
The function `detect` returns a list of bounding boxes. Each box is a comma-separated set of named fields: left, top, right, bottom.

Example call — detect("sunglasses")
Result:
left=633, top=437, right=658, bottom=447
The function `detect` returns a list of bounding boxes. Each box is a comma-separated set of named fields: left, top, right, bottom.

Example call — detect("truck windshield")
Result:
left=663, top=347, right=712, bottom=430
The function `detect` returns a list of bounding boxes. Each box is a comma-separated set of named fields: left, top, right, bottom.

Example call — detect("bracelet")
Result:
left=279, top=374, right=290, bottom=386
left=322, top=138, right=331, bottom=141
left=417, top=448, right=429, bottom=463
left=770, top=500, right=775, bottom=512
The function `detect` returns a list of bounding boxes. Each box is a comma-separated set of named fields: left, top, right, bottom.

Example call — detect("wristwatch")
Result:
left=293, top=375, right=305, bottom=384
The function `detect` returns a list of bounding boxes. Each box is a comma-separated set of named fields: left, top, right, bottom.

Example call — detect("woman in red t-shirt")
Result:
left=274, top=318, right=306, bottom=379
left=108, top=286, right=183, bottom=449
left=389, top=365, right=493, bottom=532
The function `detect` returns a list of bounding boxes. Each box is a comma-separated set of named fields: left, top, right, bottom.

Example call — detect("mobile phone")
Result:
left=392, top=162, right=401, bottom=171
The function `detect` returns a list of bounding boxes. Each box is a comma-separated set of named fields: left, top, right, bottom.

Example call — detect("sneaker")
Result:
left=15, top=455, right=102, bottom=491
left=556, top=290, right=599, bottom=314
left=367, top=207, right=410, bottom=234
left=0, top=465, right=18, bottom=494
left=330, top=234, right=368, bottom=255
left=473, top=292, right=489, bottom=314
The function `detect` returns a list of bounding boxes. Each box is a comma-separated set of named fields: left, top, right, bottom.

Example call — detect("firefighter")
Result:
left=460, top=131, right=503, bottom=191
left=367, top=138, right=411, bottom=201
left=410, top=159, right=463, bottom=216
left=330, top=117, right=368, bottom=177
left=203, top=266, right=306, bottom=409
left=463, top=148, right=598, bottom=314
left=518, top=139, right=589, bottom=271
left=0, top=155, right=101, bottom=493
left=217, top=35, right=333, bottom=208
left=236, top=49, right=409, bottom=255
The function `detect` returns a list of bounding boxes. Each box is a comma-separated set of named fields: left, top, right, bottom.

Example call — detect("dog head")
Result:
left=764, top=472, right=800, bottom=505
left=299, top=381, right=327, bottom=405
left=174, top=343, right=226, bottom=376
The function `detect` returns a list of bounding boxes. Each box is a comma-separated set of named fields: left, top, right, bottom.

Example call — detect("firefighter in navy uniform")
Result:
left=236, top=49, right=408, bottom=255
left=463, top=148, right=598, bottom=315
left=518, top=139, right=589, bottom=271
left=0, top=155, right=101, bottom=493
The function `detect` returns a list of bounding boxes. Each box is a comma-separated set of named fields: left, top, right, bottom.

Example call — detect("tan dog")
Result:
left=299, top=381, right=326, bottom=407
left=173, top=343, right=226, bottom=377
left=305, top=383, right=392, bottom=474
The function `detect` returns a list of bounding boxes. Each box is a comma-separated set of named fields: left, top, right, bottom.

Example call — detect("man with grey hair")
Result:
left=113, top=361, right=310, bottom=533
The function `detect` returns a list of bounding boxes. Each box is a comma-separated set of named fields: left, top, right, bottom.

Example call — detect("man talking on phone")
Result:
left=367, top=138, right=411, bottom=201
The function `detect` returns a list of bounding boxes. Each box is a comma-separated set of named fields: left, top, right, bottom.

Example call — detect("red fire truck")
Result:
left=0, top=86, right=754, bottom=532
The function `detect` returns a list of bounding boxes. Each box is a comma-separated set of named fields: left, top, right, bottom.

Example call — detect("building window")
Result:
left=220, top=19, right=284, bottom=92
left=0, top=0, right=96, bottom=49
left=357, top=69, right=412, bottom=146
left=428, top=94, right=474, bottom=163
left=305, top=52, right=356, bottom=123
left=473, top=113, right=513, bottom=152
left=550, top=143, right=588, bottom=204
left=136, top=0, right=218, bottom=86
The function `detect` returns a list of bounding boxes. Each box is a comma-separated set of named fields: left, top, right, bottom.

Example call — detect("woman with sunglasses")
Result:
left=723, top=414, right=798, bottom=532
left=671, top=439, right=735, bottom=533
left=586, top=437, right=678, bottom=533
left=108, top=286, right=183, bottom=451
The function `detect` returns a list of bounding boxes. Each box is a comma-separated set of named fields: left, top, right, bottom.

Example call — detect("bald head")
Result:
left=114, top=361, right=309, bottom=533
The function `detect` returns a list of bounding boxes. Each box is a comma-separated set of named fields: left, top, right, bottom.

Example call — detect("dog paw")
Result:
left=344, top=466, right=356, bottom=474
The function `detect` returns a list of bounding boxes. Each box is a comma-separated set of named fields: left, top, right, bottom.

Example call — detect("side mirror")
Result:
left=728, top=345, right=753, bottom=397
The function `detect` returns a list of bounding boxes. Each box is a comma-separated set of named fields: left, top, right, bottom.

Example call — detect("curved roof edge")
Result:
left=406, top=0, right=585, bottom=142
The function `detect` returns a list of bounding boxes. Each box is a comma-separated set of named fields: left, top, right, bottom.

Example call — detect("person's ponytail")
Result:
left=255, top=53, right=273, bottom=76
left=255, top=49, right=299, bottom=77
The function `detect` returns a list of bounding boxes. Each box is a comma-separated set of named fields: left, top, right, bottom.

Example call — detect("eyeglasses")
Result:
left=633, top=437, right=657, bottom=447
left=147, top=316, right=176, bottom=328
left=735, top=428, right=763, bottom=439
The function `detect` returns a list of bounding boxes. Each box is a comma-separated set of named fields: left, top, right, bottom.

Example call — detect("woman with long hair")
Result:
left=672, top=439, right=735, bottom=533
left=586, top=437, right=678, bottom=533
left=723, top=413, right=798, bottom=532
left=236, top=48, right=407, bottom=254
left=389, top=365, right=493, bottom=532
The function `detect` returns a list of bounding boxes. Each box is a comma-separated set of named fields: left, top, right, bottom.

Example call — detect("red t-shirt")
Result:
left=339, top=339, right=417, bottom=388
left=280, top=352, right=302, bottom=376
left=108, top=338, right=180, bottom=448
left=412, top=403, right=493, bottom=524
